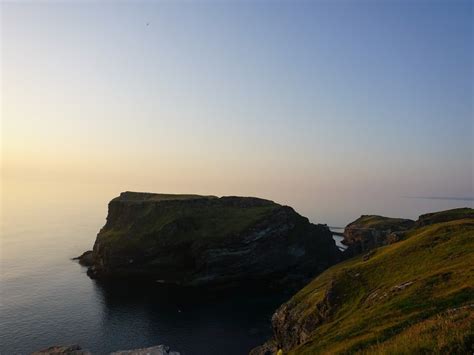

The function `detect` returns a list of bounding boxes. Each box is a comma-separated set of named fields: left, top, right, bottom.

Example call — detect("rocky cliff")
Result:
left=32, top=344, right=179, bottom=355
left=251, top=208, right=474, bottom=354
left=342, top=215, right=415, bottom=255
left=80, top=192, right=341, bottom=290
left=342, top=208, right=474, bottom=256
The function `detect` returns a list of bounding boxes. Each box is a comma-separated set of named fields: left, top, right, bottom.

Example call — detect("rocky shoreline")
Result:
left=32, top=344, right=180, bottom=355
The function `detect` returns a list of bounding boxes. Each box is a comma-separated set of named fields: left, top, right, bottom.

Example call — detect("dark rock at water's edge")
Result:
left=32, top=345, right=179, bottom=355
left=73, top=250, right=94, bottom=266
left=80, top=191, right=341, bottom=291
left=111, top=345, right=180, bottom=355
left=32, top=345, right=91, bottom=355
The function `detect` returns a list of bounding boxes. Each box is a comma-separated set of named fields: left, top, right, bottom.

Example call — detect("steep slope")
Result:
left=81, top=192, right=341, bottom=290
left=252, top=209, right=474, bottom=354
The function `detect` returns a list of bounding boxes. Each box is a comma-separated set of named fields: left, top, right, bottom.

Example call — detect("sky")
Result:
left=1, top=0, right=473, bottom=223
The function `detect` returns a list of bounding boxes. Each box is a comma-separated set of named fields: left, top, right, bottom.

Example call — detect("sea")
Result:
left=1, top=180, right=471, bottom=354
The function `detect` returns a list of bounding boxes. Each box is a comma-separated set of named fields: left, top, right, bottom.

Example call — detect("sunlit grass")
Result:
left=280, top=212, right=474, bottom=354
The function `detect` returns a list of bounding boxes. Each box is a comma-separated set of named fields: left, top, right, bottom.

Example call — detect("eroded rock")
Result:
left=342, top=215, right=415, bottom=256
left=73, top=250, right=94, bottom=266
left=111, top=345, right=180, bottom=355
left=32, top=345, right=91, bottom=355
left=32, top=345, right=179, bottom=355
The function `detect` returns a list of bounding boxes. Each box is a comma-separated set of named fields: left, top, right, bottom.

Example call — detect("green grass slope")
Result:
left=113, top=191, right=218, bottom=202
left=346, top=215, right=414, bottom=230
left=270, top=214, right=474, bottom=354
left=416, top=207, right=474, bottom=227
left=98, top=193, right=281, bottom=253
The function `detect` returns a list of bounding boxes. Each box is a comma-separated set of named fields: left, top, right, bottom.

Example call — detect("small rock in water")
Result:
left=111, top=345, right=180, bottom=355
left=32, top=344, right=91, bottom=355
left=32, top=345, right=180, bottom=355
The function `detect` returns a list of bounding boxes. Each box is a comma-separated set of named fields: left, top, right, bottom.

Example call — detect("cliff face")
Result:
left=342, top=208, right=474, bottom=256
left=82, top=192, right=341, bottom=289
left=342, top=215, right=415, bottom=255
left=251, top=208, right=474, bottom=355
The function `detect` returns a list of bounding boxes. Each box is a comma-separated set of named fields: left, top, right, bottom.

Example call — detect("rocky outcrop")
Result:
left=32, top=345, right=179, bottom=355
left=415, top=207, right=474, bottom=227
left=250, top=279, right=339, bottom=355
left=79, top=192, right=341, bottom=290
left=73, top=250, right=94, bottom=266
left=111, top=345, right=180, bottom=355
left=251, top=210, right=474, bottom=354
left=342, top=215, right=415, bottom=256
left=32, top=345, right=91, bottom=355
left=341, top=208, right=474, bottom=257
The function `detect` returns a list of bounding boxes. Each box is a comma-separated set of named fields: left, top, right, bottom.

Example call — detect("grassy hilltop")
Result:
left=253, top=208, right=474, bottom=354
left=98, top=192, right=279, bottom=252
left=83, top=192, right=341, bottom=289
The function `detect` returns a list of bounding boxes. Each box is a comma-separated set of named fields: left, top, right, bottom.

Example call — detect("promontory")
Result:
left=78, top=192, right=341, bottom=290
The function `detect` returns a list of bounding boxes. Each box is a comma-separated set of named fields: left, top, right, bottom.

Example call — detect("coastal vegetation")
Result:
left=76, top=195, right=473, bottom=354
left=252, top=208, right=474, bottom=354
left=81, top=192, right=341, bottom=290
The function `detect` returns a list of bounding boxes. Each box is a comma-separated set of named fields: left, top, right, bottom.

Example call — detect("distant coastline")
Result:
left=403, top=196, right=474, bottom=201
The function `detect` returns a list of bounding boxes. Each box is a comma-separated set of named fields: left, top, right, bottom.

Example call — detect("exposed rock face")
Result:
left=248, top=341, right=277, bottom=355
left=342, top=215, right=415, bottom=255
left=32, top=345, right=91, bottom=355
left=73, top=250, right=94, bottom=266
left=111, top=345, right=180, bottom=355
left=81, top=192, right=341, bottom=290
left=340, top=208, right=474, bottom=257
left=250, top=279, right=339, bottom=355
left=32, top=345, right=179, bottom=355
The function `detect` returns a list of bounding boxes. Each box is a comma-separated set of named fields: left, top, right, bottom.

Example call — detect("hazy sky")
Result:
left=2, top=0, right=473, bottom=214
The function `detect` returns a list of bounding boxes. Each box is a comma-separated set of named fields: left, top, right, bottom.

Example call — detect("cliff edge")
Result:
left=79, top=192, right=341, bottom=290
left=251, top=208, right=474, bottom=354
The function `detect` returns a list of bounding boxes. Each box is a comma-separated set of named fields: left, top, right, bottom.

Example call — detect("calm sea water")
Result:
left=1, top=181, right=471, bottom=354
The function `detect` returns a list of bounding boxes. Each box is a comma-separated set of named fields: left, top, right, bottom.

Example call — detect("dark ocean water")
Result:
left=1, top=182, right=290, bottom=355
left=1, top=181, right=471, bottom=354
